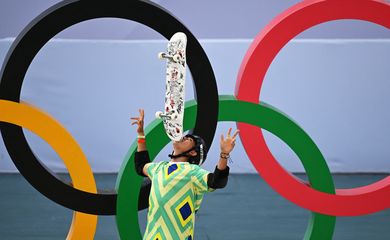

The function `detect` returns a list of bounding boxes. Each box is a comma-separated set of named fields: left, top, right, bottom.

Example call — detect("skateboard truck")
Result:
left=155, top=111, right=172, bottom=120
left=158, top=52, right=180, bottom=62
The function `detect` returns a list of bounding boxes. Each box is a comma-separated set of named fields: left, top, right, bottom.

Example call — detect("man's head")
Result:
left=171, top=134, right=207, bottom=165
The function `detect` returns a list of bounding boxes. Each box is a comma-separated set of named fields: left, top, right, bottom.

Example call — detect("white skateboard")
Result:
left=156, top=32, right=187, bottom=142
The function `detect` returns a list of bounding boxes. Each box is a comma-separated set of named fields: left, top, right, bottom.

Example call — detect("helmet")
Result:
left=168, top=134, right=208, bottom=165
left=185, top=134, right=207, bottom=165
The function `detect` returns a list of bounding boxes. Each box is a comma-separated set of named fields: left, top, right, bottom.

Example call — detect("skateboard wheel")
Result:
left=158, top=52, right=165, bottom=59
left=155, top=111, right=163, bottom=119
left=173, top=55, right=180, bottom=62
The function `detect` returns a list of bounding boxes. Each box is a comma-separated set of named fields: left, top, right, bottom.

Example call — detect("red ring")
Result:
left=235, top=0, right=390, bottom=216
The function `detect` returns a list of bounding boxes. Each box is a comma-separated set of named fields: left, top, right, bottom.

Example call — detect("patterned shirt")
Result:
left=143, top=161, right=212, bottom=240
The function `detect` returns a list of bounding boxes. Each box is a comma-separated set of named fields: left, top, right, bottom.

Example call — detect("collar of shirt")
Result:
left=169, top=161, right=189, bottom=164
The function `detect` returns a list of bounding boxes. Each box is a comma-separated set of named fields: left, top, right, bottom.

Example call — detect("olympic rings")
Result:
left=2, top=0, right=389, bottom=238
left=0, top=100, right=97, bottom=239
left=0, top=0, right=218, bottom=215
left=235, top=0, right=390, bottom=216
left=115, top=96, right=336, bottom=240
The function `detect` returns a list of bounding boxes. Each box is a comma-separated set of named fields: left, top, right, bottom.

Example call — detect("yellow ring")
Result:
left=0, top=100, right=98, bottom=239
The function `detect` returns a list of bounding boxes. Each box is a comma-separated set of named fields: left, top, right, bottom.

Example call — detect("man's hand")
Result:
left=220, top=128, right=239, bottom=154
left=131, top=109, right=145, bottom=135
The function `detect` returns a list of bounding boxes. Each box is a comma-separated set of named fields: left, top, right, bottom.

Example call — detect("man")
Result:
left=131, top=109, right=238, bottom=240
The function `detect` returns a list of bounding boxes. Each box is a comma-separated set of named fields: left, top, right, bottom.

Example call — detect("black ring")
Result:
left=0, top=0, right=218, bottom=215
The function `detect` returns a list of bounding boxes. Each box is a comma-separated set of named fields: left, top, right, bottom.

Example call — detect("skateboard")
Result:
left=155, top=32, right=187, bottom=142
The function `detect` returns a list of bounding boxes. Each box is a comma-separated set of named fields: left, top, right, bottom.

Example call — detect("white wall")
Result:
left=1, top=0, right=390, bottom=40
left=1, top=38, right=390, bottom=173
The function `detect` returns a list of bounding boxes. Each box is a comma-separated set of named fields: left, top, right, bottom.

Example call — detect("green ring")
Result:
left=115, top=95, right=336, bottom=240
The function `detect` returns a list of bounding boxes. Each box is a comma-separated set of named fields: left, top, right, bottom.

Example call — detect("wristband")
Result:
left=220, top=152, right=230, bottom=159
left=137, top=135, right=145, bottom=139
left=138, top=138, right=146, bottom=143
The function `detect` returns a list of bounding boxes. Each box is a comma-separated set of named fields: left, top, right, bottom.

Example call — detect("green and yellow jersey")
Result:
left=143, top=161, right=212, bottom=240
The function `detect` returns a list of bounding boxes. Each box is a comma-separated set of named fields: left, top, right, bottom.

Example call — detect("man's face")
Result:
left=173, top=135, right=197, bottom=154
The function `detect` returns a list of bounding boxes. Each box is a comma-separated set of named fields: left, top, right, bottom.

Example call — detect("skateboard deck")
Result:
left=156, top=32, right=187, bottom=141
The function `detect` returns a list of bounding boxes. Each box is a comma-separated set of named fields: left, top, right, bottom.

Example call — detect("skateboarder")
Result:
left=131, top=109, right=239, bottom=240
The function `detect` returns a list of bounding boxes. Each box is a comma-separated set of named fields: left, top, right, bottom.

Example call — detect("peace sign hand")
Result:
left=130, top=109, right=145, bottom=135
left=220, top=128, right=239, bottom=154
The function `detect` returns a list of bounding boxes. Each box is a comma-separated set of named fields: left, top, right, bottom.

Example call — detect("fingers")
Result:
left=221, top=129, right=239, bottom=154
left=130, top=110, right=142, bottom=127
left=226, top=128, right=239, bottom=140
left=130, top=109, right=144, bottom=123
left=130, top=109, right=144, bottom=119
left=232, top=129, right=240, bottom=139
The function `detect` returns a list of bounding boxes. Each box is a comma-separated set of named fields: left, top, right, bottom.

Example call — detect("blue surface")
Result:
left=0, top=173, right=389, bottom=239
